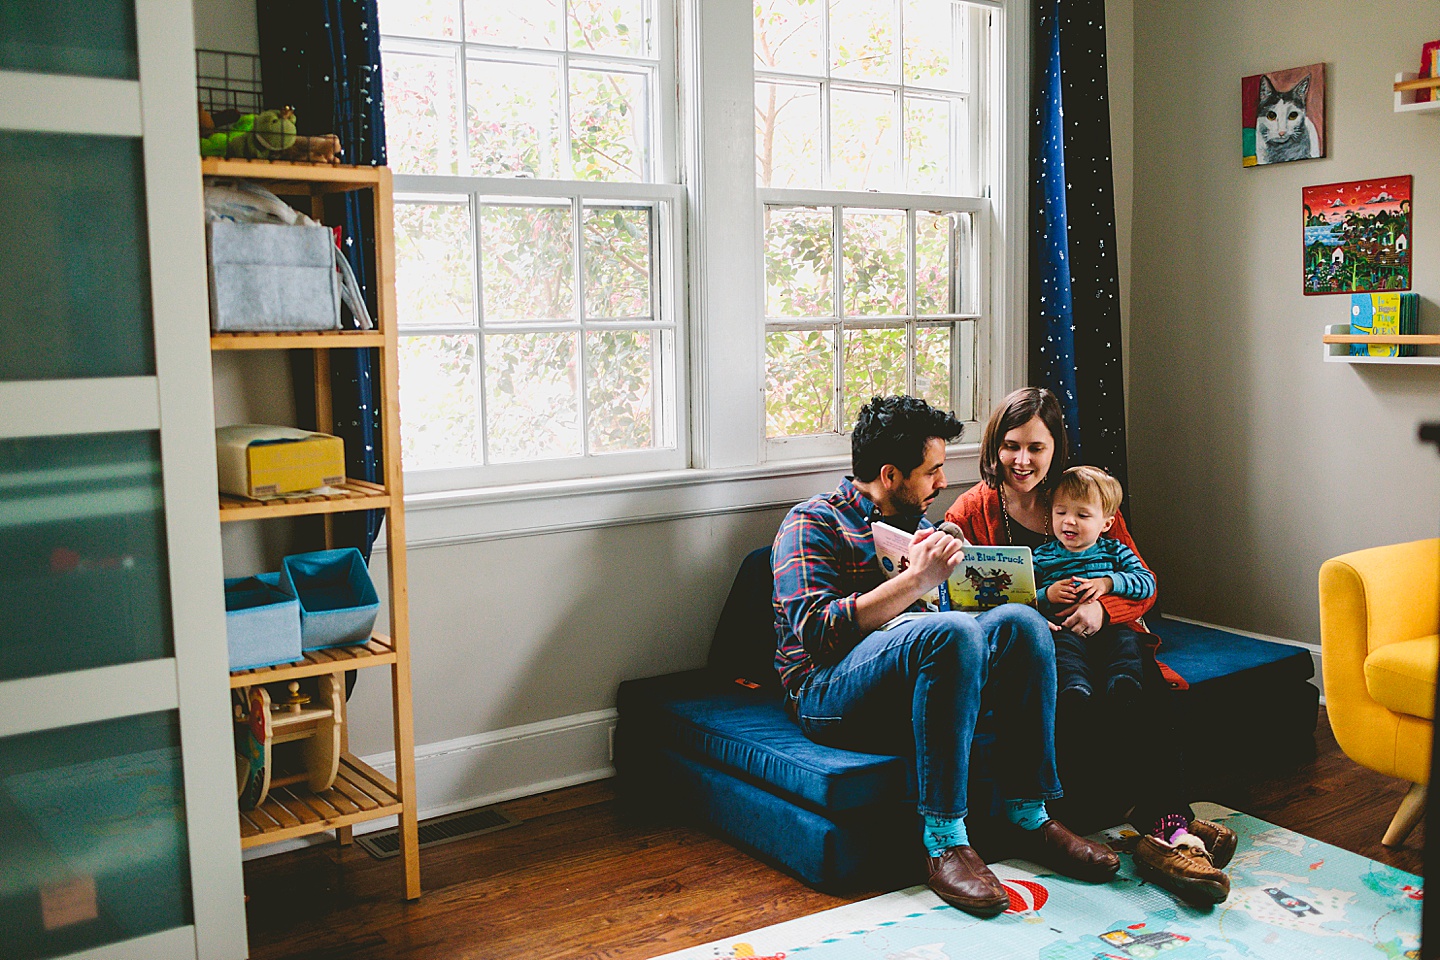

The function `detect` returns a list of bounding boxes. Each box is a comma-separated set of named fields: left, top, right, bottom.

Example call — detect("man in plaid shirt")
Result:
left=772, top=395, right=1119, bottom=916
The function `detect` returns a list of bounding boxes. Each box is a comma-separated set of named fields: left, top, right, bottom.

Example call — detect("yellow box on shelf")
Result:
left=216, top=425, right=345, bottom=498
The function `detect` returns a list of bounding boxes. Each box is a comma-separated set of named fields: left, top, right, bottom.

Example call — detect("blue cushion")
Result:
left=618, top=671, right=913, bottom=812
left=651, top=747, right=922, bottom=889
left=1153, top=615, right=1314, bottom=686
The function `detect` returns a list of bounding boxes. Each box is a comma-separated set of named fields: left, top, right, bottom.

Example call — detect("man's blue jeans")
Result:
left=790, top=605, right=1060, bottom=820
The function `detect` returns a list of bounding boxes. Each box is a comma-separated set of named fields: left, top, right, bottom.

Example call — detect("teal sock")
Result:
left=922, top=815, right=969, bottom=856
left=1005, top=799, right=1050, bottom=831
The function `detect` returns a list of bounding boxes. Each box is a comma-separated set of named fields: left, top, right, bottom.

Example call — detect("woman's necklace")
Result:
left=999, top=484, right=1050, bottom=543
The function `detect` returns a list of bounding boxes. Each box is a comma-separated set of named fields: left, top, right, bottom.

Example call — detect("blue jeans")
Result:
left=791, top=605, right=1060, bottom=820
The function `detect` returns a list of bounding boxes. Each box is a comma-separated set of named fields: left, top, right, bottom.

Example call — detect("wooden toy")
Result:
left=233, top=675, right=343, bottom=811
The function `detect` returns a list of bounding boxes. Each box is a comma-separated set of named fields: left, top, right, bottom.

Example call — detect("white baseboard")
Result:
left=1157, top=614, right=1324, bottom=705
left=243, top=708, right=618, bottom=860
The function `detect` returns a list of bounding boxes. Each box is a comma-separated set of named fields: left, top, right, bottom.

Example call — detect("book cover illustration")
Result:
left=872, top=521, right=1037, bottom=612
left=1419, top=40, right=1439, bottom=104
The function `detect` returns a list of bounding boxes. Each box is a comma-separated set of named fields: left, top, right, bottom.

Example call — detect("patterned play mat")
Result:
left=655, top=804, right=1422, bottom=960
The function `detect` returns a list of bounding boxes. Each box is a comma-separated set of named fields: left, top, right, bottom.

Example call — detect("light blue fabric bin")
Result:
left=224, top=572, right=303, bottom=670
left=281, top=547, right=380, bottom=650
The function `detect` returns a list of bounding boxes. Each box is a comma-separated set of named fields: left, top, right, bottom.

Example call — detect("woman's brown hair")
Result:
left=978, top=387, right=1070, bottom=490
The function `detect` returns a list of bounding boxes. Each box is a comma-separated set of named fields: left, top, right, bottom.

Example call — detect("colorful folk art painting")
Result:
left=1303, top=177, right=1412, bottom=295
left=1243, top=63, right=1326, bottom=167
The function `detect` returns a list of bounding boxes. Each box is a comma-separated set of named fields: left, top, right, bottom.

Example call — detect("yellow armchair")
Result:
left=1319, top=539, right=1439, bottom=846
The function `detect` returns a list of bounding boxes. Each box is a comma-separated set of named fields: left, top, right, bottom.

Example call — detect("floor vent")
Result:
left=355, top=806, right=521, bottom=860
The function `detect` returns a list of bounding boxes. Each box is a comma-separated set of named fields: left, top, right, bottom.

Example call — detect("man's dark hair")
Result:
left=852, top=395, right=964, bottom=482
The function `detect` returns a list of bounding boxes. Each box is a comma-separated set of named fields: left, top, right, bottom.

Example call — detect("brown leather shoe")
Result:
left=926, top=845, right=1008, bottom=917
left=1188, top=819, right=1237, bottom=869
left=1135, top=834, right=1230, bottom=904
left=1012, top=820, right=1120, bottom=882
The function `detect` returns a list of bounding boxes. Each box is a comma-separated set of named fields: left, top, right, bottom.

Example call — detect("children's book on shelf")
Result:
left=1419, top=40, right=1440, bottom=103
left=872, top=521, right=1038, bottom=614
left=1349, top=292, right=1418, bottom=357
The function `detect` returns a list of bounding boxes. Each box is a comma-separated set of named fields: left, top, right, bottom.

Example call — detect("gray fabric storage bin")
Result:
left=207, top=221, right=341, bottom=331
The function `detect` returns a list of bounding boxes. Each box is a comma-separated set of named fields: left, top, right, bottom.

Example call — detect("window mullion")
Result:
left=573, top=196, right=590, bottom=456
left=473, top=195, right=490, bottom=466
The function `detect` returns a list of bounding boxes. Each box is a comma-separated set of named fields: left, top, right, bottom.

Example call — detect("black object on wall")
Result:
left=1420, top=421, right=1440, bottom=960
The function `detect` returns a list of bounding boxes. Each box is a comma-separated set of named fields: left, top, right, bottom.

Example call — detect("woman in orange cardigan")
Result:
left=945, top=387, right=1236, bottom=906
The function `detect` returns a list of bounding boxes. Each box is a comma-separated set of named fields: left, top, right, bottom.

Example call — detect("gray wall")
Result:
left=1129, top=0, right=1440, bottom=644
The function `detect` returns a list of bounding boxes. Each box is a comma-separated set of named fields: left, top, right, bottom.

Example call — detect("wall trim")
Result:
left=381, top=448, right=983, bottom=551
left=244, top=709, right=620, bottom=860
left=1160, top=614, right=1324, bottom=704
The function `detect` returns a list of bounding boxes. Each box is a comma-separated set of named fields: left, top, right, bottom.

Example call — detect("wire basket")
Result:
left=195, top=49, right=344, bottom=165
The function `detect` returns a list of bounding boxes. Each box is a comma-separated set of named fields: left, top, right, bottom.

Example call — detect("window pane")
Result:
left=915, top=210, right=953, bottom=314
left=568, top=0, right=648, bottom=57
left=954, top=210, right=975, bottom=314
left=755, top=80, right=821, bottom=188
left=465, top=0, right=560, bottom=48
left=0, top=132, right=152, bottom=381
left=0, top=432, right=171, bottom=682
left=378, top=0, right=460, bottom=40
left=398, top=335, right=478, bottom=469
left=830, top=0, right=897, bottom=82
left=765, top=206, right=834, bottom=318
left=570, top=67, right=649, bottom=182
left=383, top=50, right=462, bottom=175
left=485, top=333, right=582, bottom=461
left=903, top=0, right=964, bottom=90
left=766, top=329, right=835, bottom=437
left=842, top=209, right=906, bottom=316
left=842, top=326, right=906, bottom=428
left=587, top=330, right=654, bottom=452
left=0, top=0, right=136, bottom=79
left=831, top=87, right=898, bottom=191
left=0, top=712, right=191, bottom=960
left=467, top=57, right=562, bottom=178
left=905, top=96, right=953, bottom=194
left=395, top=201, right=475, bottom=329
left=754, top=0, right=822, bottom=74
left=915, top=324, right=952, bottom=413
left=480, top=204, right=574, bottom=322
left=583, top=206, right=652, bottom=319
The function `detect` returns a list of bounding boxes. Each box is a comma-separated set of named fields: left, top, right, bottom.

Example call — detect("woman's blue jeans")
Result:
left=790, top=604, right=1060, bottom=820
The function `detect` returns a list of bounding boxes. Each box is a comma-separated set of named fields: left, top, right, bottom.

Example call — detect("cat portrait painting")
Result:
left=1242, top=63, right=1326, bottom=167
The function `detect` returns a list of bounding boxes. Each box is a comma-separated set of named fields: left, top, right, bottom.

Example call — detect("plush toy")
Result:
left=278, top=133, right=343, bottom=164
left=199, top=107, right=299, bottom=159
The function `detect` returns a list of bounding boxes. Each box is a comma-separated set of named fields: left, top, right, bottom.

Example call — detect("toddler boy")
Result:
left=1034, top=466, right=1156, bottom=709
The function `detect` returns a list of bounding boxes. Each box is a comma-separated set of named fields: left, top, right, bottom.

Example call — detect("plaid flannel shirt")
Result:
left=772, top=478, right=931, bottom=693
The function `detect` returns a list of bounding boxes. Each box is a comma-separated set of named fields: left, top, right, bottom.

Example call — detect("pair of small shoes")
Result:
left=1011, top=819, right=1121, bottom=883
left=1188, top=819, right=1237, bottom=869
left=926, top=845, right=1008, bottom=917
left=1134, top=831, right=1231, bottom=904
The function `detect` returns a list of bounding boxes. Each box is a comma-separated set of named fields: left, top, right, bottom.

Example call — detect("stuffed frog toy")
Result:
left=200, top=107, right=298, bottom=159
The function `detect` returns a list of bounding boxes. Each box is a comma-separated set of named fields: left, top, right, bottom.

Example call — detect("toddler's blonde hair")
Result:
left=1052, top=465, right=1123, bottom=516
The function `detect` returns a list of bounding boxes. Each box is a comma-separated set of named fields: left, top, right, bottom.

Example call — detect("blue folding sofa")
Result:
left=615, top=547, right=1318, bottom=890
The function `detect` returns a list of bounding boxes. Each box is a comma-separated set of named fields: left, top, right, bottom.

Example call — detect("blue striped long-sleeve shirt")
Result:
left=1033, top=537, right=1155, bottom=616
left=772, top=478, right=930, bottom=694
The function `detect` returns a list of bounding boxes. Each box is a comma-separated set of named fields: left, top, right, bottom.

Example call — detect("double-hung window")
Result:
left=755, top=0, right=999, bottom=458
left=379, top=0, right=683, bottom=490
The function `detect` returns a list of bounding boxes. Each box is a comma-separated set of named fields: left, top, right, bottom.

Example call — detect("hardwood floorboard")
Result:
left=243, top=707, right=1423, bottom=960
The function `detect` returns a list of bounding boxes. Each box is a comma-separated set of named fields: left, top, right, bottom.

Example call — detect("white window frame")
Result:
left=382, top=0, right=688, bottom=492
left=384, top=0, right=1029, bottom=542
left=756, top=0, right=1007, bottom=462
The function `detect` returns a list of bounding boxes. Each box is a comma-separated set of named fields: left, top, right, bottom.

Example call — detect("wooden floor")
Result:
left=243, top=706, right=1424, bottom=960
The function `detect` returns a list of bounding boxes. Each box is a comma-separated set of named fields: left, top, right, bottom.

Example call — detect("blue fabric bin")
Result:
left=224, top=573, right=303, bottom=670
left=281, top=548, right=380, bottom=650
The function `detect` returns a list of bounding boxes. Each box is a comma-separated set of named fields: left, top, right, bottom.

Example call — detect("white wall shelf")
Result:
left=1323, top=324, right=1440, bottom=364
left=1395, top=73, right=1440, bottom=115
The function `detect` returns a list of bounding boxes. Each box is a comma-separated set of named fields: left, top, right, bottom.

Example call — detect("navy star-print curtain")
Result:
left=1030, top=0, right=1129, bottom=495
left=258, top=0, right=388, bottom=559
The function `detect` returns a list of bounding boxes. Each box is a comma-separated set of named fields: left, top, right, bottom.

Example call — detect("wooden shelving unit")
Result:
left=204, top=158, right=421, bottom=899
left=1323, top=325, right=1440, bottom=365
left=1395, top=73, right=1440, bottom=115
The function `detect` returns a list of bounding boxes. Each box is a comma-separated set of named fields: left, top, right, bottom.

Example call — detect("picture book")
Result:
left=872, top=521, right=1038, bottom=613
left=1419, top=40, right=1439, bottom=104
left=1349, top=292, right=1419, bottom=357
